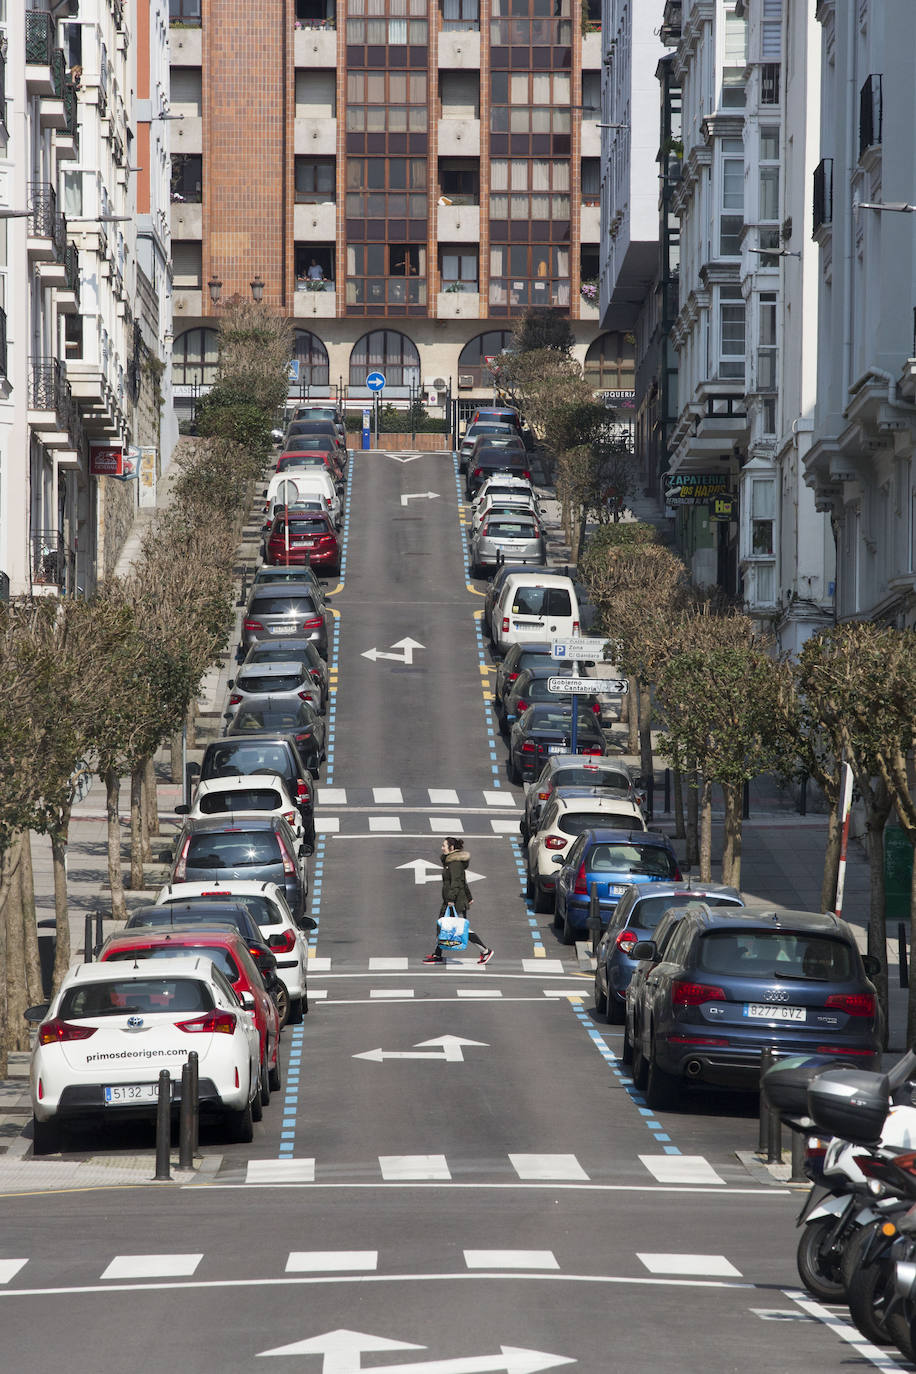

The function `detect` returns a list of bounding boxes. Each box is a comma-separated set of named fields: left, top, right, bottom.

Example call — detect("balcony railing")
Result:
left=28, top=182, right=67, bottom=259
left=64, top=243, right=80, bottom=303
left=50, top=47, right=66, bottom=98
left=26, top=9, right=54, bottom=66
left=0, top=306, right=7, bottom=379
left=31, top=530, right=76, bottom=594
left=112, top=0, right=125, bottom=29
left=62, top=81, right=78, bottom=138
left=760, top=64, right=780, bottom=105
left=813, top=157, right=833, bottom=232
left=859, top=73, right=882, bottom=157
left=28, top=357, right=73, bottom=431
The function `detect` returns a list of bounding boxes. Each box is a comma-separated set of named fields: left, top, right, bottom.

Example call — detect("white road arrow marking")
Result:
left=361, top=637, right=425, bottom=664
left=257, top=1330, right=575, bottom=1374
left=396, top=860, right=485, bottom=885
left=400, top=491, right=440, bottom=507
left=353, top=1035, right=489, bottom=1064
left=385, top=454, right=426, bottom=463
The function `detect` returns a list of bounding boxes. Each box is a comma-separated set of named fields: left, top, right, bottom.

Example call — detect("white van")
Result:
left=265, top=470, right=341, bottom=528
left=491, top=571, right=581, bottom=655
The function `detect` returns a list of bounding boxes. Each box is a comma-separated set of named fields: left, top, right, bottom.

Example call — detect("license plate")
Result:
left=607, top=884, right=627, bottom=896
left=548, top=744, right=565, bottom=754
left=272, top=624, right=297, bottom=634
left=743, top=1004, right=806, bottom=1021
left=104, top=1083, right=162, bottom=1105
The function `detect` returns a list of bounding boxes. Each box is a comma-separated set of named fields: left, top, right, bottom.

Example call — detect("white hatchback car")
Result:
left=28, top=956, right=261, bottom=1154
left=176, top=772, right=306, bottom=843
left=471, top=475, right=538, bottom=519
left=155, top=880, right=311, bottom=1024
left=525, top=792, right=647, bottom=912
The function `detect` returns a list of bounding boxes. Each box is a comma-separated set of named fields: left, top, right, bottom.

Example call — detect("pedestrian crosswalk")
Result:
left=316, top=816, right=522, bottom=835
left=305, top=956, right=572, bottom=976
left=314, top=786, right=518, bottom=810
left=242, top=1152, right=728, bottom=1186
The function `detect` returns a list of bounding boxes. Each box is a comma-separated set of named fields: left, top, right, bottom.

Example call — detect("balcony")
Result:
left=294, top=117, right=337, bottom=156
left=580, top=204, right=600, bottom=241
left=294, top=202, right=336, bottom=240
left=293, top=284, right=338, bottom=319
left=31, top=531, right=77, bottom=596
left=54, top=81, right=79, bottom=156
left=437, top=202, right=479, bottom=240
left=294, top=27, right=336, bottom=67
left=28, top=358, right=75, bottom=448
left=56, top=244, right=81, bottom=313
left=438, top=29, right=481, bottom=68
left=171, top=114, right=203, bottom=155
left=436, top=289, right=480, bottom=319
left=437, top=117, right=480, bottom=157
left=813, top=157, right=833, bottom=235
left=171, top=201, right=203, bottom=238
left=28, top=183, right=67, bottom=264
left=859, top=73, right=882, bottom=160
left=581, top=120, right=600, bottom=158
left=26, top=9, right=56, bottom=96
left=582, top=31, right=602, bottom=68
left=169, top=25, right=202, bottom=64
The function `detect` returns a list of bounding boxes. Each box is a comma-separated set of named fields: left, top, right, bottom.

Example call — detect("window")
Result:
left=170, top=66, right=202, bottom=116
left=718, top=286, right=745, bottom=380
left=291, top=330, right=330, bottom=387
left=489, top=159, right=569, bottom=221
left=295, top=158, right=335, bottom=202
left=439, top=71, right=479, bottom=119
left=440, top=249, right=478, bottom=292
left=761, top=0, right=781, bottom=59
left=349, top=330, right=420, bottom=388
left=489, top=245, right=569, bottom=308
left=720, top=138, right=743, bottom=256
left=581, top=158, right=600, bottom=204
left=751, top=478, right=775, bottom=555
left=584, top=333, right=635, bottom=393
left=859, top=74, right=882, bottom=157
left=441, top=0, right=480, bottom=30
left=457, top=330, right=514, bottom=386
left=346, top=157, right=426, bottom=219
left=759, top=125, right=779, bottom=222
left=813, top=157, right=833, bottom=231
left=169, top=0, right=201, bottom=24
left=345, top=71, right=428, bottom=132
left=294, top=244, right=334, bottom=285
left=439, top=159, right=479, bottom=205
left=172, top=241, right=202, bottom=288
left=581, top=72, right=600, bottom=116
left=346, top=0, right=428, bottom=46
left=757, top=292, right=777, bottom=394
left=171, top=154, right=201, bottom=202
left=172, top=328, right=219, bottom=387
left=722, top=5, right=747, bottom=106
left=760, top=64, right=780, bottom=104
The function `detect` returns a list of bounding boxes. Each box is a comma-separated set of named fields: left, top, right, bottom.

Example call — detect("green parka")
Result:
left=439, top=848, right=472, bottom=915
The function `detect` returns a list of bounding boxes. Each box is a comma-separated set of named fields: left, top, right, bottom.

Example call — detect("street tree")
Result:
left=512, top=307, right=575, bottom=355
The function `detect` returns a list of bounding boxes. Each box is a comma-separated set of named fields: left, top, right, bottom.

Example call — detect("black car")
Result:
left=499, top=664, right=594, bottom=735
left=125, top=905, right=275, bottom=967
left=466, top=448, right=532, bottom=500
left=167, top=815, right=309, bottom=919
left=242, top=638, right=329, bottom=712
left=226, top=700, right=325, bottom=778
left=507, top=702, right=607, bottom=784
left=198, top=734, right=315, bottom=846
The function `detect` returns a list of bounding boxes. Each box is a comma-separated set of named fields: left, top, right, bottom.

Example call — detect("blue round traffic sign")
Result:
left=366, top=372, right=386, bottom=392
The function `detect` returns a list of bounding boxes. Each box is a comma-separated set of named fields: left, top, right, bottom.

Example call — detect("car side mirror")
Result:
left=863, top=954, right=881, bottom=978
left=174, top=803, right=189, bottom=815
left=24, top=1003, right=50, bottom=1024
left=159, top=850, right=174, bottom=864
left=551, top=854, right=566, bottom=865
left=227, top=679, right=235, bottom=689
left=297, top=914, right=318, bottom=932
left=239, top=991, right=256, bottom=1011
left=631, top=941, right=656, bottom=961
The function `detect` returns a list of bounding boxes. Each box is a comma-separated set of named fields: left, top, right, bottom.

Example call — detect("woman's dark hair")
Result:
left=444, top=836, right=462, bottom=851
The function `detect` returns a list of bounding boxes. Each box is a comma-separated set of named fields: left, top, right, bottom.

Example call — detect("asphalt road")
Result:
left=0, top=451, right=894, bottom=1373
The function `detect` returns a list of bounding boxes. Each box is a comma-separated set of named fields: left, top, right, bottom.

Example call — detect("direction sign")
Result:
left=366, top=371, right=387, bottom=392
left=551, top=637, right=611, bottom=660
left=547, top=676, right=628, bottom=695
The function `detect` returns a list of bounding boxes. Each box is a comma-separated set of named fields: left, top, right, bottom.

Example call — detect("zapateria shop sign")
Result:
left=663, top=472, right=732, bottom=506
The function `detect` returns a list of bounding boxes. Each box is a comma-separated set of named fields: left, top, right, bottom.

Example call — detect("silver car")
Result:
left=225, top=659, right=323, bottom=716
left=240, top=582, right=331, bottom=659
left=469, top=511, right=546, bottom=577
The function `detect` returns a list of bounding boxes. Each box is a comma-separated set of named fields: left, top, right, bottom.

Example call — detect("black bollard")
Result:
left=178, top=1062, right=193, bottom=1170
left=663, top=768, right=671, bottom=814
left=84, top=913, right=93, bottom=963
left=154, top=1071, right=171, bottom=1181
left=586, top=884, right=601, bottom=955
left=188, top=1051, right=200, bottom=1159
left=767, top=1103, right=782, bottom=1165
left=758, top=1048, right=774, bottom=1154
left=799, top=773, right=808, bottom=816
left=95, top=910, right=103, bottom=954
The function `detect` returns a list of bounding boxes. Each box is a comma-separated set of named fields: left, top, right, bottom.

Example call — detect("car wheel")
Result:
left=606, top=988, right=625, bottom=1025
left=268, top=1051, right=282, bottom=1095
left=631, top=1029, right=648, bottom=1088
left=594, top=972, right=608, bottom=1016
left=525, top=868, right=535, bottom=901
left=621, top=1019, right=634, bottom=1065
left=534, top=880, right=553, bottom=915
left=287, top=995, right=304, bottom=1026
left=32, top=1115, right=61, bottom=1156
left=645, top=1044, right=680, bottom=1111
left=507, top=754, right=521, bottom=785
left=252, top=1067, right=265, bottom=1121
left=273, top=983, right=290, bottom=1028
left=560, top=909, right=575, bottom=945
left=225, top=1096, right=255, bottom=1144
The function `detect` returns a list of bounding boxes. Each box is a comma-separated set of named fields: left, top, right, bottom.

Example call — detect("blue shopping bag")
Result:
left=437, top=904, right=470, bottom=950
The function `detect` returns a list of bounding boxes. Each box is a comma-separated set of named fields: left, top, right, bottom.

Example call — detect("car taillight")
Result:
left=825, top=993, right=876, bottom=1017
left=302, top=616, right=324, bottom=630
left=177, top=1012, right=237, bottom=1035
left=229, top=693, right=242, bottom=705
left=521, top=741, right=535, bottom=753
left=515, top=698, right=527, bottom=712
left=317, top=535, right=335, bottom=547
left=271, top=929, right=297, bottom=953
left=284, top=809, right=297, bottom=824
left=573, top=862, right=588, bottom=895
left=298, top=690, right=316, bottom=703
left=296, top=780, right=310, bottom=801
left=667, top=1034, right=729, bottom=1046
left=544, top=836, right=567, bottom=849
left=473, top=467, right=482, bottom=479
left=581, top=746, right=602, bottom=756
left=243, top=620, right=264, bottom=632
left=671, top=981, right=726, bottom=1007
left=277, top=836, right=296, bottom=876
left=573, top=621, right=580, bottom=634
left=482, top=525, right=490, bottom=536
left=502, top=618, right=509, bottom=634
left=309, top=668, right=323, bottom=682
left=805, top=1138, right=829, bottom=1164
left=816, top=1046, right=876, bottom=1056
left=173, top=835, right=191, bottom=882
left=507, top=672, right=520, bottom=684
left=615, top=930, right=639, bottom=953
left=537, top=790, right=551, bottom=801
left=38, top=1019, right=97, bottom=1045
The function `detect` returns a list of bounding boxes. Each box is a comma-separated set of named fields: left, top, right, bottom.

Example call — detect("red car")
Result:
left=277, top=448, right=344, bottom=483
left=98, top=926, right=282, bottom=1101
left=266, top=510, right=340, bottom=574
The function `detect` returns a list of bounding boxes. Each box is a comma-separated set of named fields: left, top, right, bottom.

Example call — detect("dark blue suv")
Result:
left=551, top=828, right=681, bottom=945
left=630, top=905, right=883, bottom=1111
left=594, top=882, right=742, bottom=1022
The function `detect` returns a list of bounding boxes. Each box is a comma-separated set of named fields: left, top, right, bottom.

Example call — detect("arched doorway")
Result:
left=457, top=330, right=513, bottom=389
left=349, top=330, right=420, bottom=389
left=292, top=330, right=330, bottom=388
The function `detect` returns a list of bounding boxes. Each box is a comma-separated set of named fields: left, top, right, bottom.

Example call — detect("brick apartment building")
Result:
left=167, top=0, right=633, bottom=419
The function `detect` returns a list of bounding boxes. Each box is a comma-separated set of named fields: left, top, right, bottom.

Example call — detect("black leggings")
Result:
left=437, top=930, right=486, bottom=954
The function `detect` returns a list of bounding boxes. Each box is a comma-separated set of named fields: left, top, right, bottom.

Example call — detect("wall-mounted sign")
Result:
left=710, top=495, right=737, bottom=521
left=596, top=390, right=636, bottom=408
left=663, top=472, right=732, bottom=506
left=89, top=444, right=123, bottom=477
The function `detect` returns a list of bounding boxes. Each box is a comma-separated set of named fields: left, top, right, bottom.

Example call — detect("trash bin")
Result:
left=884, top=825, right=912, bottom=921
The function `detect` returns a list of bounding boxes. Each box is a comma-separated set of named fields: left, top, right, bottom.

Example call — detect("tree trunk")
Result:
left=0, top=846, right=12, bottom=1075
left=104, top=768, right=127, bottom=921
left=626, top=678, right=638, bottom=754
left=698, top=778, right=713, bottom=883
left=5, top=839, right=29, bottom=1052
left=864, top=802, right=892, bottom=1047
left=144, top=756, right=159, bottom=838
left=721, top=783, right=744, bottom=889
left=907, top=839, right=916, bottom=1053
left=186, top=700, right=197, bottom=751
left=673, top=766, right=685, bottom=839
left=129, top=766, right=144, bottom=890
left=820, top=804, right=843, bottom=913
left=18, top=832, right=43, bottom=1006
left=170, top=727, right=184, bottom=785
left=637, top=680, right=653, bottom=793
left=50, top=806, right=72, bottom=993
left=686, top=768, right=699, bottom=868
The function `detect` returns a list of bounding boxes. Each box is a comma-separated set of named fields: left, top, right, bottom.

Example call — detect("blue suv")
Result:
left=594, top=882, right=742, bottom=1022
left=551, top=828, right=681, bottom=946
left=630, top=904, right=883, bottom=1111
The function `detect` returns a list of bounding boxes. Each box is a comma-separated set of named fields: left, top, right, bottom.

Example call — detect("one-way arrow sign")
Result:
left=257, top=1328, right=576, bottom=1373
left=362, top=637, right=425, bottom=664
left=401, top=491, right=439, bottom=507
left=353, top=1036, right=489, bottom=1064
left=396, top=859, right=485, bottom=886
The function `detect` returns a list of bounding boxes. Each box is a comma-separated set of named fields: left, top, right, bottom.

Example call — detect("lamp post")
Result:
left=207, top=276, right=222, bottom=306
left=250, top=274, right=265, bottom=302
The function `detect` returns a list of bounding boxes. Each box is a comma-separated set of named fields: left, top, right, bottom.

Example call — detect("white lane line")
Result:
left=370, top=988, right=415, bottom=999
left=430, top=816, right=463, bottom=833
left=373, top=787, right=403, bottom=804
left=510, top=1153, right=589, bottom=1181
left=428, top=789, right=460, bottom=805
left=490, top=819, right=520, bottom=834
left=317, top=788, right=348, bottom=806
left=784, top=1288, right=909, bottom=1371
left=484, top=791, right=510, bottom=806
left=247, top=1159, right=316, bottom=1184
left=307, top=957, right=332, bottom=972
left=286, top=1251, right=378, bottom=1272
left=369, top=816, right=402, bottom=832
left=314, top=817, right=341, bottom=834
left=379, top=1154, right=451, bottom=1181
left=523, top=958, right=565, bottom=974
left=638, top=1253, right=742, bottom=1277
left=639, top=1155, right=726, bottom=1186
left=543, top=989, right=585, bottom=1000
left=309, top=989, right=329, bottom=1000
left=369, top=957, right=409, bottom=971
left=101, top=1254, right=203, bottom=1280
left=0, top=1261, right=27, bottom=1284
left=464, top=1250, right=559, bottom=1270
left=457, top=988, right=503, bottom=998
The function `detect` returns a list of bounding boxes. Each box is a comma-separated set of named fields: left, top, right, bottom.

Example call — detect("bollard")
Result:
left=586, top=884, right=602, bottom=955
left=799, top=773, right=808, bottom=817
left=743, top=780, right=751, bottom=820
left=83, top=913, right=93, bottom=963
left=154, top=1071, right=171, bottom=1180
left=94, top=910, right=103, bottom=955
left=767, top=1102, right=782, bottom=1165
left=758, top=1048, right=775, bottom=1154
left=645, top=773, right=655, bottom=821
left=899, top=923, right=909, bottom=989
left=178, top=1062, right=194, bottom=1170
left=663, top=768, right=671, bottom=814
left=790, top=1128, right=806, bottom=1182
left=188, top=1051, right=200, bottom=1159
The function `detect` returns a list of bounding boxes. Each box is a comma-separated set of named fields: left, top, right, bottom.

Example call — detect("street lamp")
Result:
left=207, top=277, right=222, bottom=305
left=856, top=200, right=916, bottom=214
left=250, top=274, right=265, bottom=303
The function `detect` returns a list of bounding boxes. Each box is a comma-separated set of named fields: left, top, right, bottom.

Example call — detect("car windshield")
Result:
left=254, top=569, right=318, bottom=584
left=185, top=832, right=281, bottom=868
left=588, top=844, right=677, bottom=877
left=631, top=894, right=740, bottom=930
left=129, top=906, right=252, bottom=938
left=273, top=519, right=329, bottom=535
left=554, top=767, right=628, bottom=791
left=105, top=945, right=240, bottom=981
left=198, top=788, right=283, bottom=815
left=59, top=978, right=213, bottom=1018
left=560, top=812, right=633, bottom=836
left=696, top=929, right=854, bottom=980
left=526, top=706, right=600, bottom=737
left=238, top=674, right=302, bottom=694
left=278, top=455, right=329, bottom=470
left=204, top=744, right=291, bottom=777
left=517, top=650, right=551, bottom=670
left=249, top=597, right=316, bottom=616
left=232, top=707, right=312, bottom=733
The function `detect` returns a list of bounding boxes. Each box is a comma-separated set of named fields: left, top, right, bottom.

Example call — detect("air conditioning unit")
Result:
left=458, top=375, right=474, bottom=389
left=433, top=376, right=448, bottom=391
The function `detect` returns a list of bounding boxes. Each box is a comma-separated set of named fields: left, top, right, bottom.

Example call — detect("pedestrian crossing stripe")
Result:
left=313, top=787, right=517, bottom=809
left=242, top=1154, right=728, bottom=1187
